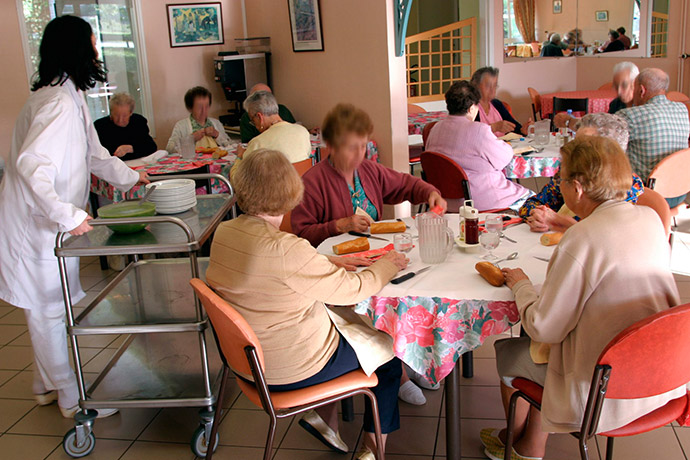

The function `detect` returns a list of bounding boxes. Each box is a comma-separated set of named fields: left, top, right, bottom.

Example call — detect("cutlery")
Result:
left=348, top=231, right=389, bottom=242
left=500, top=233, right=517, bottom=243
left=396, top=218, right=410, bottom=229
left=391, top=266, right=431, bottom=285
left=494, top=252, right=518, bottom=267
left=533, top=256, right=551, bottom=263
left=138, top=184, right=157, bottom=204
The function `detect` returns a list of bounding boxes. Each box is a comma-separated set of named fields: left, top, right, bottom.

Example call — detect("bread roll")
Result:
left=540, top=232, right=563, bottom=246
left=475, top=262, right=505, bottom=287
left=333, top=237, right=370, bottom=255
left=370, top=221, right=406, bottom=234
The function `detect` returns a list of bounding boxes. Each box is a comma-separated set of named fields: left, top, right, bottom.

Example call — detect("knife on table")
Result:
left=390, top=266, right=431, bottom=284
left=348, top=231, right=389, bottom=242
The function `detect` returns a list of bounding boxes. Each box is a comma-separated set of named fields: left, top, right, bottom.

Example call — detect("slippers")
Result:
left=484, top=443, right=543, bottom=460
left=298, top=410, right=348, bottom=454
left=480, top=427, right=504, bottom=449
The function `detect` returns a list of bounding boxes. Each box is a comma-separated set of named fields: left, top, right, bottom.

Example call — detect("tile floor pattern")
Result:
left=3, top=214, right=690, bottom=459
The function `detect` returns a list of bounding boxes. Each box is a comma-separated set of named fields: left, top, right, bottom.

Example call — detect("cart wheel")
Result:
left=191, top=425, right=219, bottom=457
left=63, top=427, right=96, bottom=458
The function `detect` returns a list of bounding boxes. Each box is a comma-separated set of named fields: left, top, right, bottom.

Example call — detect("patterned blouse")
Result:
left=349, top=170, right=378, bottom=221
left=519, top=173, right=645, bottom=220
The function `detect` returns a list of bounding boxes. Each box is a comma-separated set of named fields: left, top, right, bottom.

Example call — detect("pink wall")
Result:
left=244, top=0, right=409, bottom=170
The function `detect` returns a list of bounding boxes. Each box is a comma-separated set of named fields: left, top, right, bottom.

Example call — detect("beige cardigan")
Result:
left=206, top=215, right=399, bottom=385
left=512, top=200, right=684, bottom=433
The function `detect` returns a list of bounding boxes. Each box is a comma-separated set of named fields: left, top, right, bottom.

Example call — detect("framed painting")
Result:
left=167, top=3, right=224, bottom=48
left=596, top=10, right=609, bottom=22
left=553, top=0, right=562, bottom=14
left=287, top=0, right=324, bottom=52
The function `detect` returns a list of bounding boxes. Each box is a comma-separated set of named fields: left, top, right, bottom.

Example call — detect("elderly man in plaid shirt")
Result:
left=618, top=68, right=690, bottom=208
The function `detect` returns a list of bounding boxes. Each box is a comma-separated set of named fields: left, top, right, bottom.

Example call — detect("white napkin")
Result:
left=124, top=150, right=169, bottom=168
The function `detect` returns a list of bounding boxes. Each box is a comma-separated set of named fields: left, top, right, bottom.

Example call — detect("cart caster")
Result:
left=191, top=424, right=219, bottom=457
left=63, top=427, right=96, bottom=458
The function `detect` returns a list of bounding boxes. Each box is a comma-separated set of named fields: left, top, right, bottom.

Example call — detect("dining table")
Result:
left=504, top=134, right=562, bottom=179
left=317, top=215, right=556, bottom=459
left=408, top=111, right=448, bottom=135
left=540, top=89, right=617, bottom=118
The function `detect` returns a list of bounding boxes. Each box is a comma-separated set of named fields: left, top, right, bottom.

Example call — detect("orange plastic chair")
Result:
left=502, top=101, right=514, bottom=116
left=646, top=148, right=690, bottom=219
left=598, top=82, right=614, bottom=91
left=503, top=303, right=690, bottom=460
left=407, top=103, right=426, bottom=115
left=667, top=91, right=690, bottom=103
left=527, top=87, right=542, bottom=121
left=636, top=187, right=672, bottom=237
left=189, top=279, right=385, bottom=460
left=280, top=158, right=314, bottom=233
left=421, top=121, right=438, bottom=148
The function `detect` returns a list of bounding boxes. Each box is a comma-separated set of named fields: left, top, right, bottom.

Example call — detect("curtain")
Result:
left=513, top=0, right=536, bottom=43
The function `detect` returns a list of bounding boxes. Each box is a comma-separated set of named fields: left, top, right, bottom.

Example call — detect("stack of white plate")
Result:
left=145, top=179, right=197, bottom=214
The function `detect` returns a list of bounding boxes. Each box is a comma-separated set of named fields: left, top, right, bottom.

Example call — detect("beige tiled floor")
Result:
left=1, top=250, right=690, bottom=460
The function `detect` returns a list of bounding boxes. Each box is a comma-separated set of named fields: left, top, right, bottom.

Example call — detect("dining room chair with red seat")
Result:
left=421, top=121, right=438, bottom=148
left=636, top=187, right=672, bottom=237
left=667, top=91, right=690, bottom=103
left=502, top=101, right=514, bottom=117
left=598, top=82, right=614, bottom=91
left=280, top=158, right=314, bottom=233
left=420, top=151, right=472, bottom=205
left=189, top=278, right=386, bottom=460
left=527, top=87, right=542, bottom=121
left=503, top=302, right=690, bottom=460
left=646, top=147, right=690, bottom=225
left=408, top=104, right=428, bottom=174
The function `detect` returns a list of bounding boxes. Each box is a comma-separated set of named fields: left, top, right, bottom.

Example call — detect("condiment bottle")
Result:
left=459, top=199, right=479, bottom=244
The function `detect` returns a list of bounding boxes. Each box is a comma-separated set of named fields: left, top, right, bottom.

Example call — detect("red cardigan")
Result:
left=291, top=159, right=440, bottom=247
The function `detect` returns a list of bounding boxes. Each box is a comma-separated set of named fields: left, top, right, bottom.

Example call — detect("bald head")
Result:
left=633, top=68, right=669, bottom=105
left=249, top=83, right=272, bottom=95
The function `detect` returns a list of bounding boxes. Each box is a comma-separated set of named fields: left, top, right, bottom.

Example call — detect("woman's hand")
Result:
left=491, top=120, right=516, bottom=134
left=69, top=215, right=93, bottom=236
left=136, top=171, right=150, bottom=185
left=327, top=255, right=373, bottom=271
left=335, top=215, right=371, bottom=234
left=526, top=206, right=553, bottom=232
left=428, top=191, right=447, bottom=214
left=501, top=267, right=529, bottom=289
left=553, top=113, right=577, bottom=129
left=382, top=250, right=409, bottom=271
left=520, top=119, right=534, bottom=136
left=113, top=144, right=133, bottom=157
left=236, top=144, right=246, bottom=159
left=192, top=129, right=205, bottom=142
left=204, top=126, right=219, bottom=138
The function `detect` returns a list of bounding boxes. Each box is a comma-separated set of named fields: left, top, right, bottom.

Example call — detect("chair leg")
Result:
left=341, top=397, right=355, bottom=422
left=462, top=351, right=473, bottom=378
left=578, top=436, right=590, bottom=460
left=504, top=392, right=520, bottom=460
left=365, top=389, right=385, bottom=460
left=264, top=414, right=278, bottom=460
left=605, top=437, right=614, bottom=460
left=205, top=365, right=229, bottom=460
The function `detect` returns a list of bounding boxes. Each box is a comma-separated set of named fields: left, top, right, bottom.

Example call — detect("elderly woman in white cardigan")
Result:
left=480, top=136, right=685, bottom=460
left=166, top=86, right=230, bottom=153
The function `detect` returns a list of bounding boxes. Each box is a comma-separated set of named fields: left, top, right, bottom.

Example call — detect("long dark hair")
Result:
left=31, top=15, right=107, bottom=92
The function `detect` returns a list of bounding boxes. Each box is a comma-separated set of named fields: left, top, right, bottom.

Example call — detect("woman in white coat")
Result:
left=165, top=86, right=231, bottom=153
left=0, top=16, right=147, bottom=418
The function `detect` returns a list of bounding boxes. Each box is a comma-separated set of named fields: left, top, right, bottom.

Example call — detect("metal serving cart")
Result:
left=54, top=174, right=235, bottom=458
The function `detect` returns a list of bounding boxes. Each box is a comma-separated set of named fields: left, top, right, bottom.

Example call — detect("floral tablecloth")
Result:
left=408, top=111, right=448, bottom=135
left=355, top=297, right=519, bottom=384
left=541, top=89, right=617, bottom=117
left=504, top=155, right=560, bottom=179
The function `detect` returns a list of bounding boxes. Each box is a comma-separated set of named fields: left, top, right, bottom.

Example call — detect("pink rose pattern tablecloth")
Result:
left=540, top=90, right=616, bottom=117
left=504, top=155, right=560, bottom=179
left=408, top=111, right=448, bottom=135
left=355, top=296, right=519, bottom=384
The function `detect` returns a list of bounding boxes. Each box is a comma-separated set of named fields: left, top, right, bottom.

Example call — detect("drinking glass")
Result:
left=179, top=135, right=196, bottom=159
left=394, top=233, right=413, bottom=253
left=480, top=232, right=500, bottom=260
left=485, top=214, right=503, bottom=234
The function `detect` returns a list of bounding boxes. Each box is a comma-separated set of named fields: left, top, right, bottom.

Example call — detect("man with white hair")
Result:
left=619, top=68, right=690, bottom=207
left=608, top=61, right=639, bottom=114
left=540, top=33, right=564, bottom=57
left=94, top=92, right=157, bottom=161
left=239, top=83, right=296, bottom=143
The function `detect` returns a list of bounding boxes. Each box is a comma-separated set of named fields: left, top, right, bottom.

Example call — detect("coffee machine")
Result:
left=214, top=52, right=271, bottom=127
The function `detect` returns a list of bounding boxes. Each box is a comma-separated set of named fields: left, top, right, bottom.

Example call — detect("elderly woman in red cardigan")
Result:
left=291, top=103, right=446, bottom=248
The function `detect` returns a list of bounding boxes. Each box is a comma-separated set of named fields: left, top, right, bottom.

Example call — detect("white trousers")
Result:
left=24, top=308, right=79, bottom=409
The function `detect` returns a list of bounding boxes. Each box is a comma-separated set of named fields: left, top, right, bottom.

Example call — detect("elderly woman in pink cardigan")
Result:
left=291, top=103, right=446, bottom=248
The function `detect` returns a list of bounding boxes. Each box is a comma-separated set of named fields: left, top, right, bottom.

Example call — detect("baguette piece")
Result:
left=475, top=262, right=505, bottom=287
left=333, top=237, right=370, bottom=255
left=540, top=232, right=563, bottom=246
left=370, top=221, right=406, bottom=234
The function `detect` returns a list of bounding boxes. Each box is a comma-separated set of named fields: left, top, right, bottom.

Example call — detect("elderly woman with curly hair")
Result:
left=207, top=149, right=410, bottom=460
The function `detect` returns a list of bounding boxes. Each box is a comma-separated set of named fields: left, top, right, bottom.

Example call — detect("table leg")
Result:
left=462, top=351, right=474, bottom=378
left=445, top=360, right=461, bottom=459
left=341, top=397, right=354, bottom=422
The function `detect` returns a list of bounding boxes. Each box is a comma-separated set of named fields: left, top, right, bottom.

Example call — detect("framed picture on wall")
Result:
left=287, top=0, right=324, bottom=52
left=166, top=2, right=224, bottom=48
left=595, top=10, right=609, bottom=22
left=553, top=0, right=562, bottom=14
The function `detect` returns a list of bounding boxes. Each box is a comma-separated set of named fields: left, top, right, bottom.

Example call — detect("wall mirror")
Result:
left=503, top=0, right=669, bottom=60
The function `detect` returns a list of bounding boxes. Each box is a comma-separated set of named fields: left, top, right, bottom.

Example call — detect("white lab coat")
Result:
left=166, top=116, right=231, bottom=152
left=0, top=79, right=139, bottom=314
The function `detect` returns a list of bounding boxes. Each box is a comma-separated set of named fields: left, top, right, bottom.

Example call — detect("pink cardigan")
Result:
left=292, top=159, right=439, bottom=247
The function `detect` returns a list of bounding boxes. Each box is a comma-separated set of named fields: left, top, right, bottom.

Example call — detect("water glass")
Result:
left=480, top=232, right=500, bottom=260
left=485, top=214, right=503, bottom=234
left=179, top=135, right=196, bottom=159
left=394, top=233, right=413, bottom=253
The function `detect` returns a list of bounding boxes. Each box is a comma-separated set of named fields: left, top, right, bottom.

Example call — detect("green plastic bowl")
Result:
left=97, top=201, right=156, bottom=234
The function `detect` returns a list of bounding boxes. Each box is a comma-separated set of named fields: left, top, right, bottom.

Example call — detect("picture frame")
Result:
left=287, top=0, right=324, bottom=52
left=166, top=2, right=224, bottom=48
left=595, top=10, right=609, bottom=22
left=553, top=0, right=562, bottom=14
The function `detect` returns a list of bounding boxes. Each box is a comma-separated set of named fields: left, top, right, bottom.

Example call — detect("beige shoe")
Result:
left=298, top=410, right=348, bottom=453
left=60, top=406, right=119, bottom=419
left=34, top=390, right=58, bottom=406
left=356, top=447, right=376, bottom=460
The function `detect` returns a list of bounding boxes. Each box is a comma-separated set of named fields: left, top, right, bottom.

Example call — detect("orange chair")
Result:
left=420, top=151, right=472, bottom=203
left=503, top=303, right=690, bottom=460
left=598, top=82, right=614, bottom=91
left=667, top=91, right=690, bottom=103
left=190, top=279, right=385, bottom=460
left=409, top=104, right=427, bottom=174
left=280, top=158, right=314, bottom=233
left=503, top=101, right=514, bottom=117
left=636, top=187, right=672, bottom=237
left=527, top=87, right=542, bottom=121
left=646, top=148, right=690, bottom=222
left=407, top=103, right=426, bottom=115
left=421, top=121, right=438, bottom=148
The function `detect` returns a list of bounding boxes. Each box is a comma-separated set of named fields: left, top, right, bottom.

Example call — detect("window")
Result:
left=503, top=0, right=523, bottom=44
left=18, top=0, right=154, bottom=133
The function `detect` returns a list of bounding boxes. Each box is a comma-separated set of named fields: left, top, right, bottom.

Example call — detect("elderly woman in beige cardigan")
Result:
left=480, top=136, right=684, bottom=460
